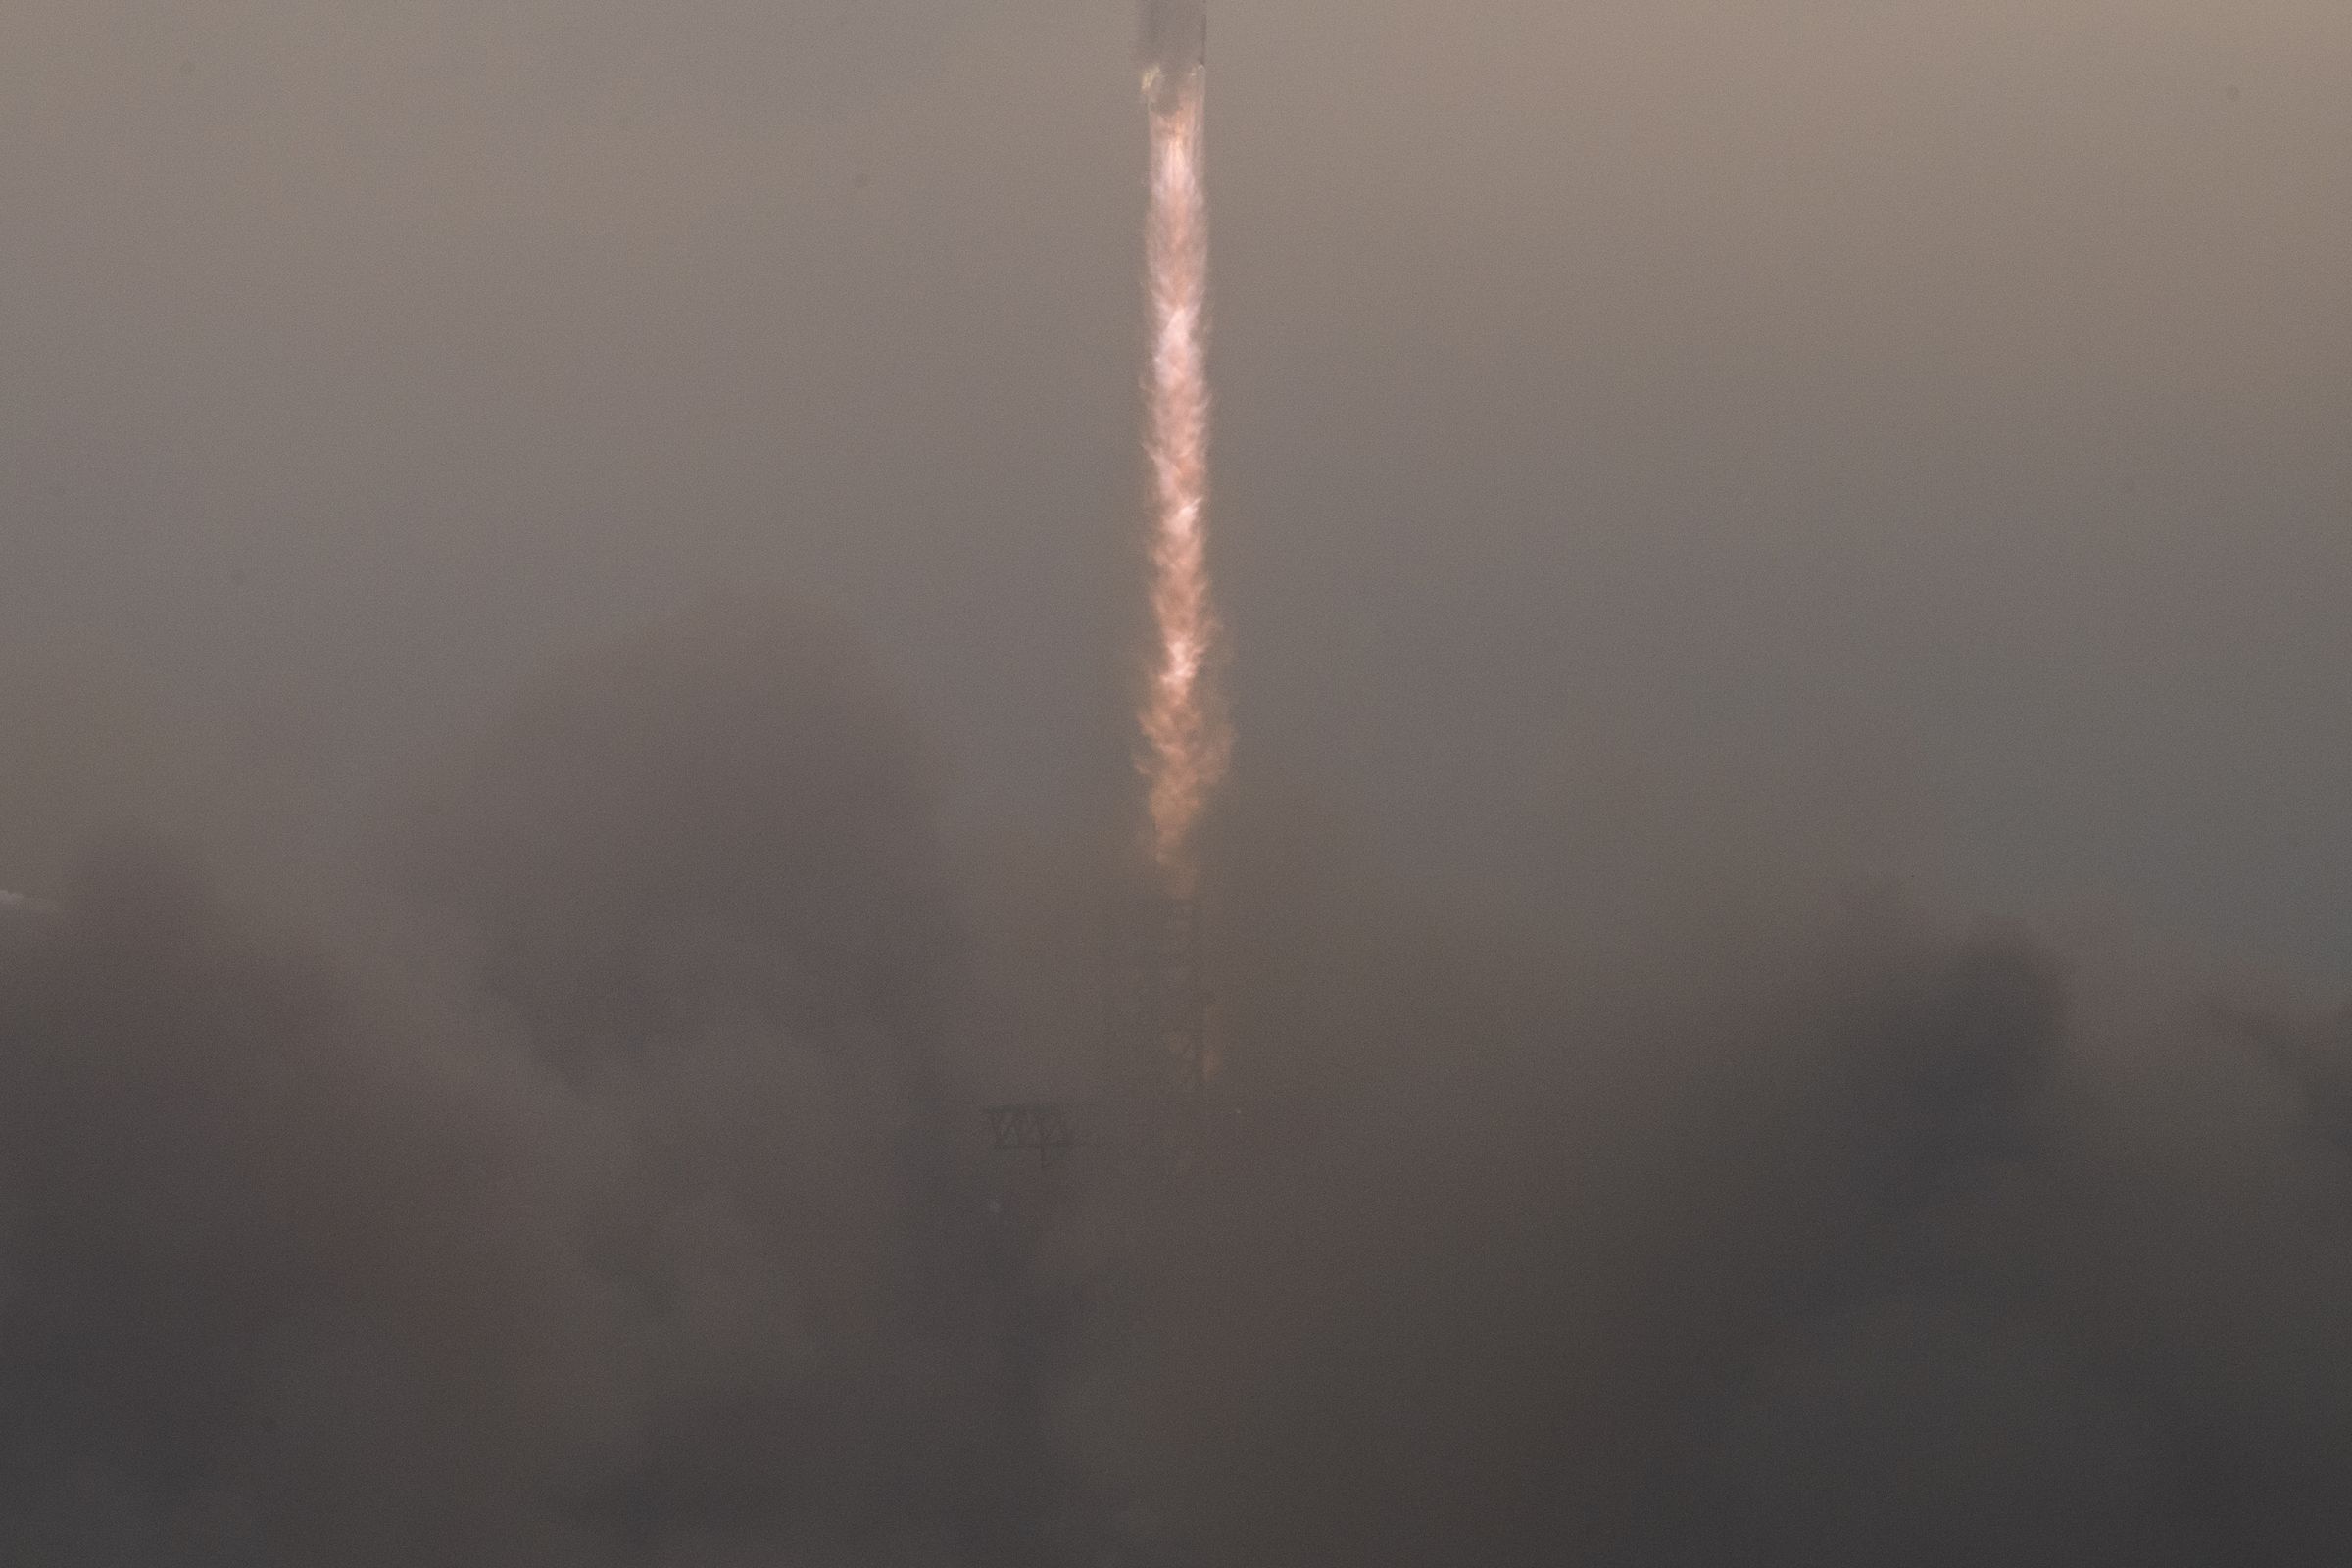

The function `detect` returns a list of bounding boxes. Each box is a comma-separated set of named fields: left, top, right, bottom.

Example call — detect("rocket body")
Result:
left=1140, top=0, right=1205, bottom=110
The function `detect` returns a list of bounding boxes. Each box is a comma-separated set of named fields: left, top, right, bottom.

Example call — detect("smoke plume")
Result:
left=0, top=605, right=2348, bottom=1566
left=0, top=607, right=1060, bottom=1566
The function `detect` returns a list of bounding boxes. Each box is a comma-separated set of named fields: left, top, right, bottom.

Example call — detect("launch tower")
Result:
left=983, top=884, right=1218, bottom=1180
left=1105, top=887, right=1213, bottom=1177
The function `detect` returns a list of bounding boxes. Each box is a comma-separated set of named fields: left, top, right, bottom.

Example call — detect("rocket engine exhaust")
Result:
left=1136, top=0, right=1227, bottom=897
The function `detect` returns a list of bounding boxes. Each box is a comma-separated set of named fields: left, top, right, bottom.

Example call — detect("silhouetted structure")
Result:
left=1105, top=889, right=1213, bottom=1178
left=984, top=1101, right=1081, bottom=1168
left=982, top=886, right=1225, bottom=1180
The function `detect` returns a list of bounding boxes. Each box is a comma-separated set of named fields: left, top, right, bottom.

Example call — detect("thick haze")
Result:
left=5, top=3, right=2352, bottom=1564
left=5, top=0, right=2350, bottom=966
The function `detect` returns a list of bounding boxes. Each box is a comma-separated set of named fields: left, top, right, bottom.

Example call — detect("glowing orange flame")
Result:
left=1139, top=68, right=1228, bottom=895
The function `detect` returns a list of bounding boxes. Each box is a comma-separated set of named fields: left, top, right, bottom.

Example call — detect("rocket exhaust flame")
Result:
left=1138, top=7, right=1226, bottom=896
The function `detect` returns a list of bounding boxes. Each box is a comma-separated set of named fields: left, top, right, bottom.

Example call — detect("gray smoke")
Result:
left=1046, top=789, right=2352, bottom=1568
left=7, top=0, right=2351, bottom=1561
left=0, top=606, right=1060, bottom=1566
left=1, top=603, right=2349, bottom=1565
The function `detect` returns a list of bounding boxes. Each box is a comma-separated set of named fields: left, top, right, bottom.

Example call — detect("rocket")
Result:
left=1140, top=0, right=1205, bottom=109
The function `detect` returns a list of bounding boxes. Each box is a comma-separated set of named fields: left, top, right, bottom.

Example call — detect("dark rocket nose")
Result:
left=1139, top=0, right=1206, bottom=82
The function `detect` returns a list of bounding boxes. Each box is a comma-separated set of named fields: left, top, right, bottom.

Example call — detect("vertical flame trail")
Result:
left=1139, top=61, right=1227, bottom=896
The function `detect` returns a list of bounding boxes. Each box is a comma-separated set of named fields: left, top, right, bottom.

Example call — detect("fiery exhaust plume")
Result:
left=1138, top=10, right=1227, bottom=895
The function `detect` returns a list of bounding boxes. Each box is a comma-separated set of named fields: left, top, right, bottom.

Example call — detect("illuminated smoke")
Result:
left=1138, top=42, right=1227, bottom=895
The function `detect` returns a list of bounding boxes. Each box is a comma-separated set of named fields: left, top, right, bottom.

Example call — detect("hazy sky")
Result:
left=5, top=0, right=2350, bottom=969
left=6, top=11, right=2352, bottom=1563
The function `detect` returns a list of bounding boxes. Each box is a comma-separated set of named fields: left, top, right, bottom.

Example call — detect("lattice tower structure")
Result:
left=1105, top=888, right=1211, bottom=1175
